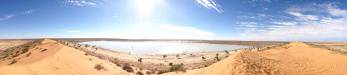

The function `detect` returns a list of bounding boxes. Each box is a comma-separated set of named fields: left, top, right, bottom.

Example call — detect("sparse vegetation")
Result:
left=0, top=40, right=40, bottom=61
left=87, top=57, right=92, bottom=61
left=169, top=62, right=173, bottom=66
left=84, top=52, right=89, bottom=56
left=157, top=70, right=168, bottom=74
left=40, top=49, right=47, bottom=52
left=163, top=55, right=167, bottom=59
left=136, top=71, right=144, bottom=75
left=122, top=64, right=134, bottom=72
left=8, top=59, right=17, bottom=65
left=169, top=63, right=186, bottom=72
left=25, top=52, right=32, bottom=57
left=146, top=71, right=154, bottom=75
left=202, top=56, right=206, bottom=61
left=176, top=54, right=180, bottom=59
left=94, top=64, right=105, bottom=71
left=215, top=53, right=220, bottom=61
left=163, top=55, right=168, bottom=62
left=224, top=50, right=229, bottom=54
left=138, top=58, right=142, bottom=63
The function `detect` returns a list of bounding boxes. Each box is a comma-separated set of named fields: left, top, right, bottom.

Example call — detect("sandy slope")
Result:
left=166, top=42, right=347, bottom=75
left=0, top=39, right=129, bottom=75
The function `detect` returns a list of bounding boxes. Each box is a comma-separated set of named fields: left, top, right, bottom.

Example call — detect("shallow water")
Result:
left=80, top=41, right=249, bottom=54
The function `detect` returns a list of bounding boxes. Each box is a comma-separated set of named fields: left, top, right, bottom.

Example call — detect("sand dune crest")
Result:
left=166, top=42, right=347, bottom=75
left=0, top=39, right=128, bottom=75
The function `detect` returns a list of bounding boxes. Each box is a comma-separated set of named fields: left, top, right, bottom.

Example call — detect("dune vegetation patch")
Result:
left=122, top=64, right=134, bottom=73
left=94, top=64, right=106, bottom=71
left=0, top=40, right=41, bottom=61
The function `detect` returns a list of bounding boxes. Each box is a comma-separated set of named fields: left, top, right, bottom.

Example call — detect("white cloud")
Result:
left=0, top=9, right=37, bottom=21
left=237, top=3, right=347, bottom=41
left=196, top=0, right=223, bottom=13
left=238, top=22, right=257, bottom=25
left=65, top=0, right=97, bottom=6
left=237, top=22, right=258, bottom=29
left=287, top=11, right=319, bottom=21
left=326, top=4, right=347, bottom=17
left=0, top=14, right=16, bottom=21
left=272, top=22, right=297, bottom=26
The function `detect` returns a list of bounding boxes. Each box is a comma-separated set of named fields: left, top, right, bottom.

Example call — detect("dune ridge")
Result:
left=166, top=42, right=347, bottom=75
left=0, top=39, right=128, bottom=75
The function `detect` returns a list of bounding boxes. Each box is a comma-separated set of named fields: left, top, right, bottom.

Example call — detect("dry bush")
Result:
left=201, top=56, right=206, bottom=61
left=84, top=52, right=89, bottom=56
left=136, top=71, right=144, bottom=75
left=169, top=63, right=186, bottom=72
left=137, top=58, right=142, bottom=63
left=8, top=59, right=17, bottom=65
left=25, top=52, right=32, bottom=57
left=94, top=64, right=105, bottom=71
left=122, top=64, right=134, bottom=72
left=157, top=70, right=169, bottom=74
left=169, top=62, right=173, bottom=66
left=146, top=71, right=154, bottom=75
left=88, top=58, right=92, bottom=61
left=40, top=49, right=47, bottom=52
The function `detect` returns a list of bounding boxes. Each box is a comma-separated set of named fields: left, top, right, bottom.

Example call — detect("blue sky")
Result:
left=0, top=0, right=347, bottom=41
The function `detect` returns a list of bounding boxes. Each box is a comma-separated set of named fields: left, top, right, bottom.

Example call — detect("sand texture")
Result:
left=0, top=39, right=129, bottom=75
left=165, top=42, right=347, bottom=75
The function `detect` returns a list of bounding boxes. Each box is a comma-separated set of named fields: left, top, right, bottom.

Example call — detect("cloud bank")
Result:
left=237, top=3, right=347, bottom=41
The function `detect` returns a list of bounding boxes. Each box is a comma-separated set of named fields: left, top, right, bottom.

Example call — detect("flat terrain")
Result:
left=0, top=40, right=30, bottom=50
left=165, top=42, right=347, bottom=75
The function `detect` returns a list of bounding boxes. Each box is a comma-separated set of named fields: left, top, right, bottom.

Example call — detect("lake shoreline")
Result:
left=57, top=40, right=238, bottom=73
left=79, top=41, right=249, bottom=54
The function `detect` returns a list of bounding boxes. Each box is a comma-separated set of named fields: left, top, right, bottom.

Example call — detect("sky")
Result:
left=0, top=0, right=347, bottom=41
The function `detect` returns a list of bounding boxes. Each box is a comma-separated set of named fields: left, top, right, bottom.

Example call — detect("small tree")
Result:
left=85, top=44, right=89, bottom=47
left=176, top=54, right=180, bottom=59
left=163, top=55, right=167, bottom=59
left=138, top=58, right=143, bottom=63
left=201, top=56, right=206, bottom=61
left=215, top=53, right=220, bottom=61
left=163, top=55, right=168, bottom=62
left=169, top=62, right=173, bottom=66
left=224, top=50, right=229, bottom=54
